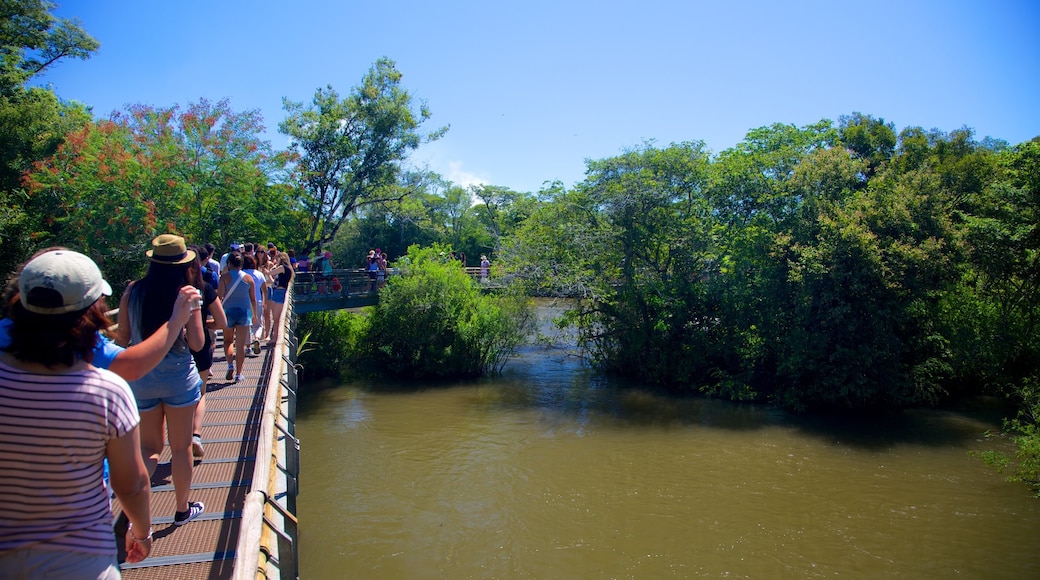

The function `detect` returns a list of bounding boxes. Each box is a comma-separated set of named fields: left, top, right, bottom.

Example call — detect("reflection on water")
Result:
left=296, top=301, right=1040, bottom=579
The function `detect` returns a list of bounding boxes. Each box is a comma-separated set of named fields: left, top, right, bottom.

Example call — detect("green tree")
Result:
left=279, top=57, right=446, bottom=254
left=0, top=86, right=91, bottom=275
left=1, top=0, right=98, bottom=95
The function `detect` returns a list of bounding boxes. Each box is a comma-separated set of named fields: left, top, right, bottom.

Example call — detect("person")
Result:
left=204, top=242, right=220, bottom=276
left=366, top=249, right=378, bottom=291
left=266, top=252, right=295, bottom=346
left=242, top=254, right=267, bottom=352
left=188, top=246, right=227, bottom=458
left=115, top=234, right=206, bottom=527
left=219, top=251, right=259, bottom=382
left=315, top=250, right=334, bottom=293
left=219, top=241, right=242, bottom=274
left=480, top=254, right=491, bottom=283
left=0, top=250, right=153, bottom=577
left=377, top=251, right=389, bottom=289
left=197, top=245, right=219, bottom=290
left=287, top=249, right=297, bottom=270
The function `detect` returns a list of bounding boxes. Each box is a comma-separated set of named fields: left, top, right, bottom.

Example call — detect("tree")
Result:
left=113, top=98, right=289, bottom=246
left=279, top=57, right=446, bottom=255
left=0, top=0, right=99, bottom=94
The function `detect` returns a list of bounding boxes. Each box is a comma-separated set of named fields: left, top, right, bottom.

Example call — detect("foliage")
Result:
left=0, top=0, right=98, bottom=94
left=0, top=86, right=92, bottom=275
left=358, top=244, right=533, bottom=379
left=294, top=309, right=369, bottom=380
left=16, top=97, right=303, bottom=286
left=973, top=374, right=1040, bottom=497
left=279, top=57, right=447, bottom=255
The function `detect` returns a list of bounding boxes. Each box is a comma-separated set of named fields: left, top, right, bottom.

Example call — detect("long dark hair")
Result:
left=131, top=259, right=201, bottom=339
left=4, top=295, right=111, bottom=367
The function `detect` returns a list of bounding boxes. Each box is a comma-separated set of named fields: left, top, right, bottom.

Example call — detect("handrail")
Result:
left=231, top=285, right=300, bottom=580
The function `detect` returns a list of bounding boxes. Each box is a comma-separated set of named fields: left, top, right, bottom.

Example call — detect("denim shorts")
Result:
left=137, top=381, right=201, bottom=412
left=270, top=287, right=287, bottom=304
left=225, top=306, right=251, bottom=327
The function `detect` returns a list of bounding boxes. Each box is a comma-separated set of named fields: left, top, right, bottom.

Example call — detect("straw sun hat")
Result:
left=146, top=234, right=196, bottom=265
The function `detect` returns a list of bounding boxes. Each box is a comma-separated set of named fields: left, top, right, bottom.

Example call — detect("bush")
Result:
left=359, top=244, right=533, bottom=379
left=295, top=309, right=369, bottom=380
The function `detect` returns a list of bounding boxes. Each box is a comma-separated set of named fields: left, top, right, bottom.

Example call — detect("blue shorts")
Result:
left=270, top=287, right=287, bottom=304
left=137, top=381, right=201, bottom=412
left=225, top=306, right=251, bottom=327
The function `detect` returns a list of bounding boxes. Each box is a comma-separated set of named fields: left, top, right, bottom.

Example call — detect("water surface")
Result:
left=296, top=303, right=1039, bottom=579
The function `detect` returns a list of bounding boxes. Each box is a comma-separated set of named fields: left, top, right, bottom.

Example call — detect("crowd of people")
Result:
left=0, top=234, right=297, bottom=578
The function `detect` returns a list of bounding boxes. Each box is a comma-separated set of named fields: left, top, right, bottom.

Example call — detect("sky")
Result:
left=36, top=0, right=1040, bottom=194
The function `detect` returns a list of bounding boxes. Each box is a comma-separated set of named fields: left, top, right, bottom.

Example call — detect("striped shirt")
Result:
left=0, top=359, right=140, bottom=556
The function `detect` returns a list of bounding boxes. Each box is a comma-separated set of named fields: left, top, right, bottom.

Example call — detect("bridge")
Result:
left=110, top=266, right=505, bottom=578
left=113, top=288, right=303, bottom=579
left=293, top=267, right=501, bottom=313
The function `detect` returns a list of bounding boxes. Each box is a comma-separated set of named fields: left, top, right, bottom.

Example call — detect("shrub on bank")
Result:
left=297, top=244, right=532, bottom=381
left=359, top=244, right=533, bottom=379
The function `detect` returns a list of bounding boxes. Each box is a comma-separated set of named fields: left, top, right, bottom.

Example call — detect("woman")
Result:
left=266, top=252, right=295, bottom=346
left=219, top=251, right=259, bottom=382
left=115, top=234, right=206, bottom=527
left=188, top=246, right=227, bottom=458
left=242, top=254, right=267, bottom=353
left=0, top=250, right=153, bottom=577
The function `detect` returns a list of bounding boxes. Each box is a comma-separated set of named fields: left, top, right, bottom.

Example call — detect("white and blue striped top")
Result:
left=0, top=359, right=139, bottom=556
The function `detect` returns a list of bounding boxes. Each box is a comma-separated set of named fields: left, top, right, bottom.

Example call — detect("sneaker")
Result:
left=251, top=339, right=261, bottom=354
left=191, top=434, right=205, bottom=458
left=234, top=374, right=244, bottom=382
left=225, top=366, right=234, bottom=381
left=174, top=501, right=204, bottom=526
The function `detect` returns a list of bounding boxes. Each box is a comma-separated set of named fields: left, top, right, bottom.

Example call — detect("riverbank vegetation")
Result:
left=297, top=245, right=532, bottom=380
left=3, top=1, right=1037, bottom=493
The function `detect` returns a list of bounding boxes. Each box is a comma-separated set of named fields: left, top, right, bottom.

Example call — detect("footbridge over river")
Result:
left=110, top=267, right=503, bottom=578
left=293, top=267, right=501, bottom=313
left=112, top=288, right=304, bottom=579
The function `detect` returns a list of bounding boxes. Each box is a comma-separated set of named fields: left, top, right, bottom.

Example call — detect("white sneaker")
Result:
left=234, top=374, right=244, bottom=382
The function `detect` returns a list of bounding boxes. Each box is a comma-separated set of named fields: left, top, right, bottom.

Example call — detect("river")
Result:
left=295, top=300, right=1040, bottom=579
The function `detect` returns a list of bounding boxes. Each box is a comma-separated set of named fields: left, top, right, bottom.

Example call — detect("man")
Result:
left=219, top=242, right=242, bottom=274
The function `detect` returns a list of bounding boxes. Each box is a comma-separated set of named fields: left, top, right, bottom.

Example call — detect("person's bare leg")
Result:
left=268, top=302, right=284, bottom=345
left=138, top=407, right=165, bottom=478
left=192, top=370, right=209, bottom=456
left=234, top=325, right=249, bottom=377
left=164, top=402, right=197, bottom=513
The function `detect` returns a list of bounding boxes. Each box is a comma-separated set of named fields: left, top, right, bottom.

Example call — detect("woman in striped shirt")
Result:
left=0, top=250, right=153, bottom=578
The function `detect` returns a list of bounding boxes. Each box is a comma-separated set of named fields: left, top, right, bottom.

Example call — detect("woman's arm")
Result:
left=247, top=278, right=260, bottom=326
left=207, top=295, right=228, bottom=330
left=184, top=285, right=205, bottom=352
left=107, top=426, right=152, bottom=564
left=113, top=282, right=134, bottom=348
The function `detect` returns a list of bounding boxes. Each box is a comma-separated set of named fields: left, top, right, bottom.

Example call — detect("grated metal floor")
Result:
left=112, top=336, right=274, bottom=579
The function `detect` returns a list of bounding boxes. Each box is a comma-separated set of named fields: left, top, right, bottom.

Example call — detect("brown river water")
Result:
left=295, top=300, right=1040, bottom=579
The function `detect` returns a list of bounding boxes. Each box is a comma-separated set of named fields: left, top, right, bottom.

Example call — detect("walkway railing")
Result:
left=231, top=286, right=301, bottom=580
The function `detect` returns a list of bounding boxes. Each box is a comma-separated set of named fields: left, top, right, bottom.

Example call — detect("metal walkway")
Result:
left=111, top=298, right=301, bottom=580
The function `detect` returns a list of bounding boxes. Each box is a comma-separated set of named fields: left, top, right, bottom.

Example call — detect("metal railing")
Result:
left=232, top=286, right=301, bottom=580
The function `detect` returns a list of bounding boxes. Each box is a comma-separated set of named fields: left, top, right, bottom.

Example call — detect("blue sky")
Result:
left=39, top=0, right=1040, bottom=194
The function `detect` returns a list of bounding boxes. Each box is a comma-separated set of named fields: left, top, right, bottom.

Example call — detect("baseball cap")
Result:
left=230, top=242, right=243, bottom=250
left=18, top=250, right=113, bottom=315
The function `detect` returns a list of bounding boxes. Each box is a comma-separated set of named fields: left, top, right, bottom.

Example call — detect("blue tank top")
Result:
left=223, top=269, right=253, bottom=311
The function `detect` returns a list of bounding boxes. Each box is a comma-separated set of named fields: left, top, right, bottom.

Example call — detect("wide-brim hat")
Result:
left=146, top=234, right=196, bottom=265
left=18, top=250, right=113, bottom=315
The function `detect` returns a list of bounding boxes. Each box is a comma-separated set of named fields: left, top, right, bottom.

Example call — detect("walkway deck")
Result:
left=111, top=297, right=301, bottom=579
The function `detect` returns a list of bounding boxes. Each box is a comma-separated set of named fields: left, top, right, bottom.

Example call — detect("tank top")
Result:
left=223, top=269, right=252, bottom=311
